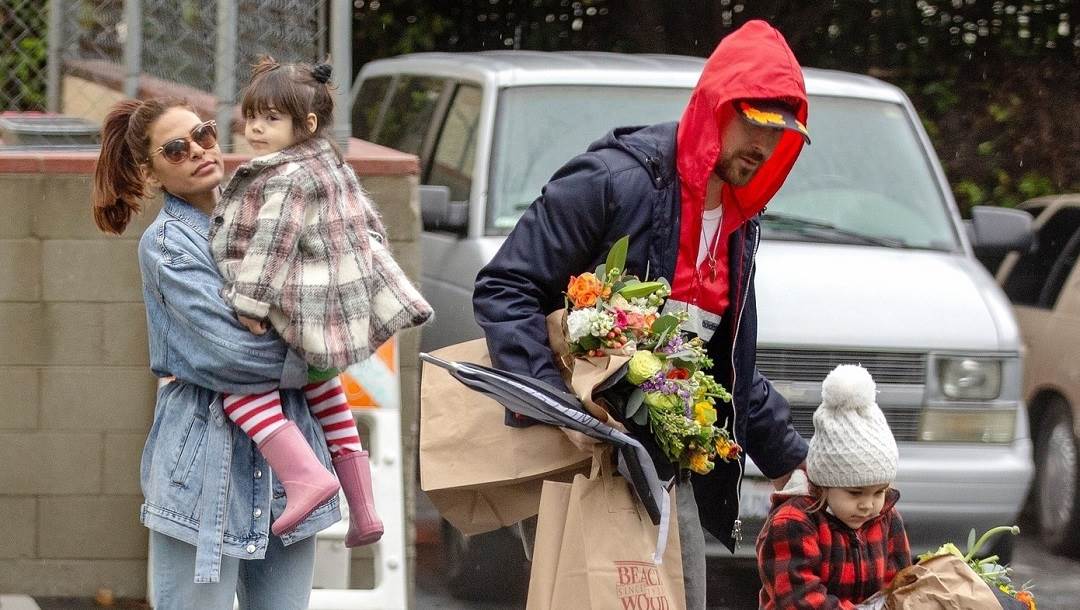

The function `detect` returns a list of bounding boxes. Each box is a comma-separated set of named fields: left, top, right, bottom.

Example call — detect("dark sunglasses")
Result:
left=147, top=120, right=218, bottom=164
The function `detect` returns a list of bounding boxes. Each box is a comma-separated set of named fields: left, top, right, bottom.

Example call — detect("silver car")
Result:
left=351, top=51, right=1034, bottom=597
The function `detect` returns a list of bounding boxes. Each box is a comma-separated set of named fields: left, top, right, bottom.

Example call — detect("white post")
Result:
left=46, top=0, right=63, bottom=111
left=330, top=0, right=352, bottom=149
left=122, top=0, right=142, bottom=99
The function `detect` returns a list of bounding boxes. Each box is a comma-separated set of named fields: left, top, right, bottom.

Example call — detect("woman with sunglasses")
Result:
left=91, top=98, right=338, bottom=609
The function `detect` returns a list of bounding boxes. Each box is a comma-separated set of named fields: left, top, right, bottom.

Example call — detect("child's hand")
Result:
left=238, top=315, right=268, bottom=335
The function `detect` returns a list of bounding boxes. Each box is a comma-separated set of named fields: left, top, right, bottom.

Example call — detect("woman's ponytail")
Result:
left=91, top=97, right=190, bottom=235
left=92, top=100, right=145, bottom=234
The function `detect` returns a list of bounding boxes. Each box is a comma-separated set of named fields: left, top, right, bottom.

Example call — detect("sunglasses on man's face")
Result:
left=147, top=120, right=218, bottom=164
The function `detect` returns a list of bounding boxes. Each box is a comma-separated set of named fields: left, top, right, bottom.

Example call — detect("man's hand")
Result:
left=771, top=460, right=808, bottom=491
left=238, top=315, right=268, bottom=335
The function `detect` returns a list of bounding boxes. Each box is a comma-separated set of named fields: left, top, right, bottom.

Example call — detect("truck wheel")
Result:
left=443, top=521, right=529, bottom=601
left=1033, top=399, right=1080, bottom=555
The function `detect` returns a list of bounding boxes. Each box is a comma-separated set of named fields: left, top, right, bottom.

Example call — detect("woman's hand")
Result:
left=238, top=315, right=268, bottom=335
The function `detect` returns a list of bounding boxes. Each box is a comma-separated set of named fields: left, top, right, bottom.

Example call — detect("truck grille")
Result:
left=789, top=404, right=921, bottom=442
left=758, top=348, right=927, bottom=442
left=757, top=348, right=927, bottom=385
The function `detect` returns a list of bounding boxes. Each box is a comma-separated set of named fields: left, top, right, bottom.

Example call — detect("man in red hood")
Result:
left=475, top=20, right=810, bottom=609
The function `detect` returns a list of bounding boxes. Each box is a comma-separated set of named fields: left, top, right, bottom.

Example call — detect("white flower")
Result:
left=566, top=309, right=593, bottom=342
left=627, top=297, right=659, bottom=316
left=566, top=308, right=614, bottom=343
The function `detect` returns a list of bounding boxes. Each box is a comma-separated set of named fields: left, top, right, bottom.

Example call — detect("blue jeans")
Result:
left=149, top=530, right=317, bottom=610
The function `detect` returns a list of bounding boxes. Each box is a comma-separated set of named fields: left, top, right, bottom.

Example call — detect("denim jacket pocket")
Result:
left=170, top=409, right=209, bottom=487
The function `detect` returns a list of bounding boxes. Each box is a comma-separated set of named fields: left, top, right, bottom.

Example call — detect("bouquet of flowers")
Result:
left=559, top=236, right=740, bottom=475
left=856, top=525, right=1035, bottom=610
left=916, top=526, right=1036, bottom=609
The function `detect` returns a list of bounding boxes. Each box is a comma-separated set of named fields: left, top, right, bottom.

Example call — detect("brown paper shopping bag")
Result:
left=419, top=338, right=592, bottom=534
left=525, top=480, right=574, bottom=610
left=538, top=451, right=685, bottom=610
left=884, top=554, right=1003, bottom=609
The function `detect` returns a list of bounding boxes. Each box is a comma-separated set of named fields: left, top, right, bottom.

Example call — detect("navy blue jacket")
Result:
left=473, top=122, right=808, bottom=550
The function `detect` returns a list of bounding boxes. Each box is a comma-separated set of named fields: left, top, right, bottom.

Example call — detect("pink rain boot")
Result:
left=258, top=422, right=340, bottom=537
left=334, top=450, right=384, bottom=546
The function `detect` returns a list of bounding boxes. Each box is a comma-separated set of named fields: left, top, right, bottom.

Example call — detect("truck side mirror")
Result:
left=966, top=206, right=1034, bottom=256
left=420, top=185, right=468, bottom=233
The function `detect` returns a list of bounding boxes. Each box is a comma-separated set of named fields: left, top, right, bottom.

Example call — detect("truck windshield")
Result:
left=765, top=96, right=959, bottom=251
left=488, top=89, right=959, bottom=252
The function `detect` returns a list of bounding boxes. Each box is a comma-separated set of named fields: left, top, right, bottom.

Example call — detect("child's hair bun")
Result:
left=312, top=63, right=333, bottom=84
left=820, top=364, right=876, bottom=415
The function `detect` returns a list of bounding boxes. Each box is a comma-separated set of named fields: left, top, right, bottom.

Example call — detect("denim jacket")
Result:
left=137, top=192, right=341, bottom=583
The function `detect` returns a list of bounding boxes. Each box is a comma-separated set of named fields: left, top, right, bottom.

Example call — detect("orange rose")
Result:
left=567, top=273, right=609, bottom=308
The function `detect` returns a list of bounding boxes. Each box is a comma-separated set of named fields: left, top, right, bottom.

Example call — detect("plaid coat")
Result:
left=756, top=489, right=911, bottom=609
left=210, top=138, right=432, bottom=369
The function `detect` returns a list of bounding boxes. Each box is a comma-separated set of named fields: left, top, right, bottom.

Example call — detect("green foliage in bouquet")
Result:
left=562, top=236, right=741, bottom=475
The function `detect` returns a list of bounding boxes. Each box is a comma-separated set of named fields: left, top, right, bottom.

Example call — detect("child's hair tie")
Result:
left=312, top=63, right=333, bottom=84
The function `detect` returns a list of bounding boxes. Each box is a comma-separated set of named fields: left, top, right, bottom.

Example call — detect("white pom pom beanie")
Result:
left=806, top=364, right=899, bottom=488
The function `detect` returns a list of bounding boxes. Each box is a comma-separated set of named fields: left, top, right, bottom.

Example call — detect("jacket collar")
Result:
left=163, top=191, right=211, bottom=240
left=244, top=137, right=333, bottom=170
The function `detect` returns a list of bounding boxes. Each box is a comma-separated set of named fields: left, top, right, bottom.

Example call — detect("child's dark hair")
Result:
left=241, top=55, right=336, bottom=146
left=92, top=97, right=194, bottom=235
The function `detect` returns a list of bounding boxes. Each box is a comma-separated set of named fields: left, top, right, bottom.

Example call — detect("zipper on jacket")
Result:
left=853, top=529, right=865, bottom=600
left=730, top=223, right=760, bottom=547
left=645, top=156, right=663, bottom=187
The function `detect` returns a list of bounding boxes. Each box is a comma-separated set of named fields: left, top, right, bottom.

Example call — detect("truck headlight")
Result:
left=919, top=408, right=1015, bottom=443
left=937, top=358, right=1001, bottom=400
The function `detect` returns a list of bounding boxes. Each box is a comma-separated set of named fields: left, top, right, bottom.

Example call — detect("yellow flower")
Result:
left=715, top=438, right=741, bottom=461
left=627, top=351, right=663, bottom=385
left=693, top=401, right=717, bottom=426
left=689, top=452, right=713, bottom=475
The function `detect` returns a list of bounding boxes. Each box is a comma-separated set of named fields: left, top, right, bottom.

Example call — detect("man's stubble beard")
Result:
left=714, top=155, right=757, bottom=187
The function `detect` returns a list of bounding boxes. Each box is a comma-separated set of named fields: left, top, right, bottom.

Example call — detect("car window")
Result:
left=765, top=97, right=959, bottom=251
left=1003, top=207, right=1080, bottom=307
left=427, top=83, right=482, bottom=204
left=1038, top=226, right=1080, bottom=309
left=351, top=75, right=392, bottom=142
left=370, top=75, right=447, bottom=157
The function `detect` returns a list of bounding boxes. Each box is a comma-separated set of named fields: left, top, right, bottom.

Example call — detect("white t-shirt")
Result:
left=696, top=206, right=723, bottom=267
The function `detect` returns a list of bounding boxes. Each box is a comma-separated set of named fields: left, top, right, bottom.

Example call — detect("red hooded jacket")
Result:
left=671, top=20, right=809, bottom=316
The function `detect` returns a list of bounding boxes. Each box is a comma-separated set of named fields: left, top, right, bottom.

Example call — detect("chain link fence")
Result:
left=0, top=1, right=50, bottom=111
left=0, top=0, right=350, bottom=150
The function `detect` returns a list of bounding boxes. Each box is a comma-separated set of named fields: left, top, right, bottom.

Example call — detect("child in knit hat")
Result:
left=756, top=364, right=912, bottom=609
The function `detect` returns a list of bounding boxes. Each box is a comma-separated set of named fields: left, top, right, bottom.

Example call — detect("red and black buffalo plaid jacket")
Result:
left=756, top=487, right=911, bottom=609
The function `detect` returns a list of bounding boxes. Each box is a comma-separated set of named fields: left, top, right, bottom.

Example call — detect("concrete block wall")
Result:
left=0, top=172, right=159, bottom=596
left=0, top=141, right=421, bottom=598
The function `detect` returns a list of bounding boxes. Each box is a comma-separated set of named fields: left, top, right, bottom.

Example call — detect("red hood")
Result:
left=676, top=20, right=808, bottom=233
